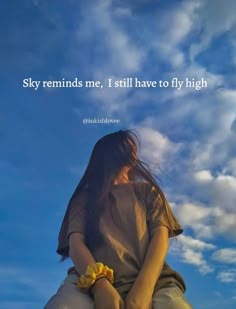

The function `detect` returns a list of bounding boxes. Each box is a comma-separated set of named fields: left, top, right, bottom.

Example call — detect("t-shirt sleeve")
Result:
left=56, top=190, right=87, bottom=257
left=145, top=184, right=183, bottom=238
left=66, top=191, right=87, bottom=240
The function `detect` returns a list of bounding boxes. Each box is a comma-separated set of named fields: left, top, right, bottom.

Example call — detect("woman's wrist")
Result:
left=130, top=274, right=156, bottom=297
left=77, top=262, right=114, bottom=294
left=90, top=277, right=110, bottom=296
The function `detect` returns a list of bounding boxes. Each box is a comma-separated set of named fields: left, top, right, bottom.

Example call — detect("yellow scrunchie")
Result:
left=77, top=262, right=114, bottom=289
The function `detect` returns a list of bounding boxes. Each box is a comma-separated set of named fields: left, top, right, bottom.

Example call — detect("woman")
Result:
left=44, top=129, right=192, bottom=309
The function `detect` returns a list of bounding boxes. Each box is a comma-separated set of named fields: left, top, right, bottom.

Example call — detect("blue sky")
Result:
left=1, top=0, right=236, bottom=308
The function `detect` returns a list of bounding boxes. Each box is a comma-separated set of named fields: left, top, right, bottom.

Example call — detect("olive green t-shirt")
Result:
left=57, top=182, right=186, bottom=298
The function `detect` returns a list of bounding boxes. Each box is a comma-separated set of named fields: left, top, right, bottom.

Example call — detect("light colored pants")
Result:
left=44, top=273, right=193, bottom=309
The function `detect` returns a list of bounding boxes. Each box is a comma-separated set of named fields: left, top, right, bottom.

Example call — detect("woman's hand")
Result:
left=125, top=283, right=153, bottom=309
left=125, top=226, right=169, bottom=309
left=92, top=278, right=124, bottom=309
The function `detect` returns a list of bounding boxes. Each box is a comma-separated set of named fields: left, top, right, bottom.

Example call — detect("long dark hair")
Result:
left=60, top=129, right=177, bottom=261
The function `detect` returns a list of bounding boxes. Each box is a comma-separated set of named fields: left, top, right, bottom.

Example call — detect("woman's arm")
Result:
left=125, top=226, right=169, bottom=309
left=133, top=225, right=169, bottom=290
left=69, top=232, right=124, bottom=309
left=69, top=232, right=96, bottom=274
left=69, top=233, right=111, bottom=295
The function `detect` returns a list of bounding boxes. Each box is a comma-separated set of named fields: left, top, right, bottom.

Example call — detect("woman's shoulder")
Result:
left=130, top=181, right=153, bottom=201
left=70, top=188, right=88, bottom=208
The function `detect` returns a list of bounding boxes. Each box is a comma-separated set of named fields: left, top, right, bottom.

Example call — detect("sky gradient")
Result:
left=1, top=0, right=236, bottom=308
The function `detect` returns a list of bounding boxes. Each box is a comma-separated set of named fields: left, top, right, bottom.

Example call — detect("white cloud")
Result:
left=225, top=158, right=236, bottom=176
left=175, top=203, right=212, bottom=226
left=154, top=1, right=200, bottom=68
left=170, top=234, right=215, bottom=274
left=216, top=269, right=236, bottom=283
left=76, top=1, right=143, bottom=75
left=190, top=0, right=236, bottom=60
left=178, top=234, right=216, bottom=250
left=188, top=91, right=236, bottom=171
left=212, top=248, right=236, bottom=264
left=194, top=170, right=214, bottom=182
left=188, top=223, right=214, bottom=239
left=175, top=199, right=236, bottom=242
left=71, top=0, right=144, bottom=114
left=182, top=249, right=214, bottom=274
left=134, top=126, right=181, bottom=164
left=213, top=175, right=236, bottom=208
left=193, top=170, right=236, bottom=212
left=218, top=89, right=236, bottom=105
